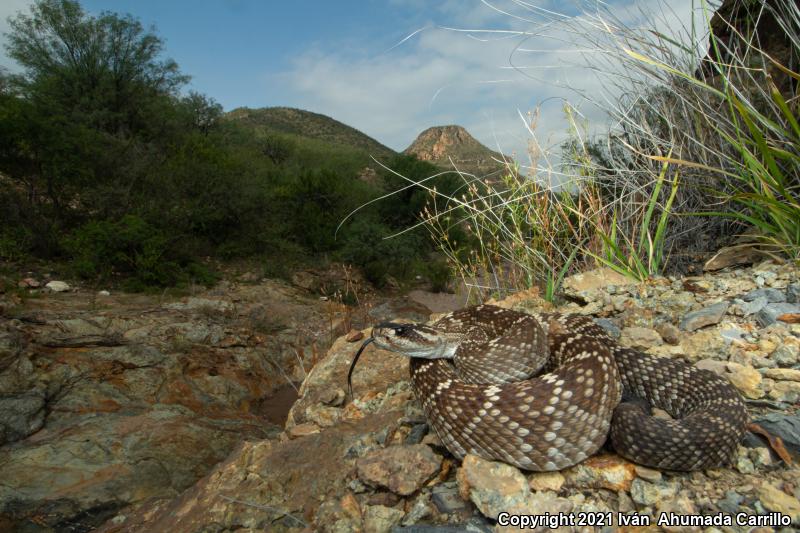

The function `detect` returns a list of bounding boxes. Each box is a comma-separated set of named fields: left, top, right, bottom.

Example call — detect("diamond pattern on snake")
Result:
left=348, top=304, right=748, bottom=472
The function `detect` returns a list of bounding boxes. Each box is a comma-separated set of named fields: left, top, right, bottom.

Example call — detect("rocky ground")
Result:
left=3, top=260, right=800, bottom=532
left=0, top=266, right=410, bottom=532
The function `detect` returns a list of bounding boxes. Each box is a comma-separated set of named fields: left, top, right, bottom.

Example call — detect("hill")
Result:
left=404, top=125, right=510, bottom=177
left=226, top=107, right=396, bottom=160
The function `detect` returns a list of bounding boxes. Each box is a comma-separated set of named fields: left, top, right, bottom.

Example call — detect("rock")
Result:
left=748, top=446, right=772, bottom=468
left=694, top=359, right=728, bottom=376
left=562, top=268, right=634, bottom=296
left=788, top=283, right=800, bottom=303
left=44, top=280, right=70, bottom=292
left=164, top=297, right=233, bottom=313
left=431, top=482, right=468, bottom=514
left=594, top=318, right=621, bottom=339
left=456, top=454, right=573, bottom=521
left=634, top=465, right=662, bottom=483
left=680, top=329, right=727, bottom=362
left=457, top=454, right=528, bottom=518
left=404, top=423, right=429, bottom=445
left=717, top=490, right=744, bottom=514
left=18, top=277, right=40, bottom=288
left=391, top=518, right=494, bottom=532
left=402, top=493, right=432, bottom=526
left=286, top=422, right=321, bottom=439
left=655, top=322, right=681, bottom=345
left=98, top=290, right=111, bottom=296
left=357, top=445, right=442, bottom=496
left=771, top=343, right=799, bottom=366
left=726, top=363, right=764, bottom=399
left=629, top=478, right=677, bottom=507
left=763, top=368, right=800, bottom=381
left=620, top=327, right=663, bottom=349
left=363, top=504, right=405, bottom=533
left=735, top=447, right=755, bottom=474
left=562, top=453, right=636, bottom=492
left=657, top=495, right=699, bottom=533
left=768, top=381, right=800, bottom=403
left=739, top=296, right=768, bottom=316
left=0, top=391, right=46, bottom=444
left=753, top=413, right=800, bottom=458
left=743, top=288, right=786, bottom=303
left=346, top=329, right=365, bottom=342
left=758, top=483, right=800, bottom=522
left=758, top=303, right=800, bottom=326
left=528, top=471, right=565, bottom=492
left=679, top=301, right=729, bottom=331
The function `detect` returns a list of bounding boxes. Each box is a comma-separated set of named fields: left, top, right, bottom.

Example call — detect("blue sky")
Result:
left=1, top=0, right=706, bottom=173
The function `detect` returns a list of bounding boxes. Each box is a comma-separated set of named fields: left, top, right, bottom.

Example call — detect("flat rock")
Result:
left=679, top=301, right=729, bottom=331
left=357, top=444, right=442, bottom=496
left=620, top=327, right=663, bottom=349
left=763, top=368, right=800, bottom=381
left=758, top=303, right=800, bottom=326
left=753, top=413, right=800, bottom=458
left=743, top=288, right=786, bottom=303
left=758, top=483, right=800, bottom=522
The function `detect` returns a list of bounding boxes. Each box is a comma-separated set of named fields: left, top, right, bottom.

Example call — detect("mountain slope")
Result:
left=404, top=125, right=509, bottom=176
left=226, top=107, right=396, bottom=160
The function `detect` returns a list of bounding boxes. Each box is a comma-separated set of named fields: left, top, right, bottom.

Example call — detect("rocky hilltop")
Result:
left=87, top=260, right=800, bottom=532
left=404, top=125, right=509, bottom=177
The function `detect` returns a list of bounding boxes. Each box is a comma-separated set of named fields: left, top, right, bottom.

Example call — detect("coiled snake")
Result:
left=349, top=304, right=748, bottom=471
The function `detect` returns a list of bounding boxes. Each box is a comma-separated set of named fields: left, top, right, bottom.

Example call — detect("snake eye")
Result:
left=393, top=327, right=406, bottom=336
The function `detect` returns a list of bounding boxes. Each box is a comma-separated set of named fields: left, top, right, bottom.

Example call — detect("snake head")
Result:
left=371, top=322, right=456, bottom=359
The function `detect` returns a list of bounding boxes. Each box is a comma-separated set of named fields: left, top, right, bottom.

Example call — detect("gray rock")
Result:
left=771, top=343, right=800, bottom=366
left=431, top=482, right=468, bottom=514
left=787, top=283, right=800, bottom=303
left=594, top=318, right=621, bottom=339
left=743, top=288, right=786, bottom=303
left=757, top=303, right=800, bottom=327
left=753, top=413, right=800, bottom=458
left=405, top=423, right=429, bottom=445
left=679, top=301, right=729, bottom=331
left=392, top=517, right=493, bottom=533
left=629, top=478, right=677, bottom=506
left=740, top=296, right=768, bottom=316
left=0, top=391, right=46, bottom=444
left=717, top=490, right=744, bottom=514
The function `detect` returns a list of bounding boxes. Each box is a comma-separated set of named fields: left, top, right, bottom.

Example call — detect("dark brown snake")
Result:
left=349, top=304, right=748, bottom=471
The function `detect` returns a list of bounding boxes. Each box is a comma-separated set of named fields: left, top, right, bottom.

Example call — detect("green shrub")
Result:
left=67, top=215, right=214, bottom=290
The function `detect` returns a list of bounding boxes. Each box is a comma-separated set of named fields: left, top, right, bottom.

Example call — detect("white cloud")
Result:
left=277, top=0, right=719, bottom=179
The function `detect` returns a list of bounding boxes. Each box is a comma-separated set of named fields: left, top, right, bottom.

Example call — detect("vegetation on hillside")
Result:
left=0, top=0, right=461, bottom=291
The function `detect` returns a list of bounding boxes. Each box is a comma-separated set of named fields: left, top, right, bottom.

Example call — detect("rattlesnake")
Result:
left=349, top=304, right=748, bottom=471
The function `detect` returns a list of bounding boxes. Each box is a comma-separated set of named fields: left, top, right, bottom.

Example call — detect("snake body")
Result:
left=364, top=305, right=748, bottom=472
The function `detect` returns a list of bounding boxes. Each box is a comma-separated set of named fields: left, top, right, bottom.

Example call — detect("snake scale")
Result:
left=350, top=304, right=748, bottom=472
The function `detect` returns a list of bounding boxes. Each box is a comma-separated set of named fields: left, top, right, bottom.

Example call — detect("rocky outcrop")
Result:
left=404, top=125, right=509, bottom=177
left=0, top=278, right=352, bottom=531
left=90, top=260, right=800, bottom=532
